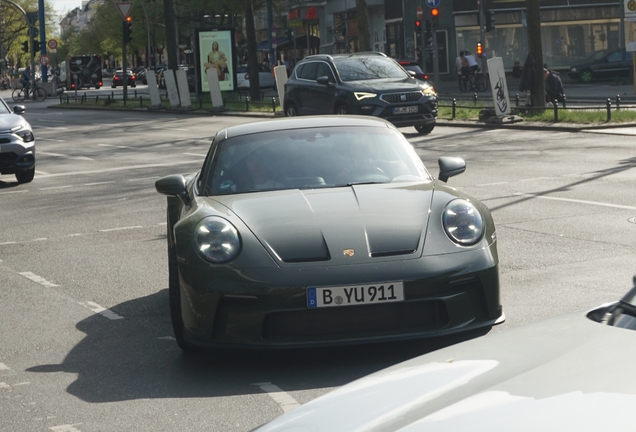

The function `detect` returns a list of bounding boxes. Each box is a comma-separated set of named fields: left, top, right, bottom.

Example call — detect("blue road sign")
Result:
left=426, top=0, right=440, bottom=7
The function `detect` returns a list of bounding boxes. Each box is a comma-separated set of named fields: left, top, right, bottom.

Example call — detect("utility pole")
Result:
left=38, top=0, right=47, bottom=82
left=525, top=0, right=545, bottom=108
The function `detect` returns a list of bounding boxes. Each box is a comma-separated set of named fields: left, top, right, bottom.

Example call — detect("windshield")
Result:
left=335, top=57, right=409, bottom=82
left=203, top=126, right=431, bottom=196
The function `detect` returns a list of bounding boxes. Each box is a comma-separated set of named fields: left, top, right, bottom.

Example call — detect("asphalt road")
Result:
left=1, top=105, right=635, bottom=431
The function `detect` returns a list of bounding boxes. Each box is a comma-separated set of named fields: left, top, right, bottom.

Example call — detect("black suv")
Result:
left=283, top=52, right=438, bottom=134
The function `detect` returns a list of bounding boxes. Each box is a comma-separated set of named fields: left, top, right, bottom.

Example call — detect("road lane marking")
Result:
left=0, top=190, right=29, bottom=195
left=38, top=151, right=94, bottom=161
left=83, top=181, right=115, bottom=186
left=157, top=336, right=176, bottom=340
left=38, top=119, right=66, bottom=123
left=19, top=272, right=59, bottom=287
left=128, top=176, right=161, bottom=182
left=183, top=153, right=206, bottom=157
left=98, top=143, right=135, bottom=150
left=0, top=242, right=17, bottom=245
left=50, top=425, right=83, bottom=432
left=98, top=226, right=143, bottom=232
left=0, top=382, right=10, bottom=389
left=36, top=169, right=51, bottom=175
left=39, top=185, right=73, bottom=191
left=39, top=138, right=66, bottom=142
left=78, top=301, right=124, bottom=320
left=0, top=363, right=9, bottom=370
left=514, top=193, right=636, bottom=211
left=252, top=382, right=301, bottom=413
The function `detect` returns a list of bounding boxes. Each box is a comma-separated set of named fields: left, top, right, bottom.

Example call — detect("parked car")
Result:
left=255, top=276, right=636, bottom=431
left=283, top=52, right=438, bottom=135
left=111, top=70, right=136, bottom=88
left=568, top=48, right=633, bottom=82
left=235, top=64, right=276, bottom=89
left=397, top=59, right=428, bottom=82
left=0, top=98, right=35, bottom=183
left=155, top=116, right=503, bottom=353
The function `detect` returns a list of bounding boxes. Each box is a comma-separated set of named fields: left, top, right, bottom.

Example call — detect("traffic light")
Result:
left=485, top=9, right=495, bottom=32
left=476, top=42, right=483, bottom=57
left=425, top=20, right=432, bottom=45
left=33, top=40, right=41, bottom=52
left=123, top=16, right=132, bottom=43
left=21, top=41, right=29, bottom=53
left=415, top=19, right=422, bottom=39
left=431, top=7, right=439, bottom=30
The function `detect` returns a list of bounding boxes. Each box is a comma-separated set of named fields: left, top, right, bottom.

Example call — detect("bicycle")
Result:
left=12, top=80, right=47, bottom=102
left=458, top=69, right=489, bottom=93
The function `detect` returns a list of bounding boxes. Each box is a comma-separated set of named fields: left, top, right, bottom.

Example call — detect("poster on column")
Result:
left=194, top=27, right=235, bottom=93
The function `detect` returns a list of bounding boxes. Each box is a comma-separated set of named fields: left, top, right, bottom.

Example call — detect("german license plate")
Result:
left=392, top=106, right=418, bottom=115
left=307, top=282, right=404, bottom=308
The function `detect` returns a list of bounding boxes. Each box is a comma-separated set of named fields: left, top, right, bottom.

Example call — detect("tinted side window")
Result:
left=606, top=51, right=622, bottom=62
left=297, top=62, right=319, bottom=80
left=316, top=62, right=336, bottom=82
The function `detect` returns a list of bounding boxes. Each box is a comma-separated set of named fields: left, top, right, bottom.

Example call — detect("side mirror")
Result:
left=156, top=174, right=191, bottom=206
left=438, top=157, right=466, bottom=183
left=407, top=70, right=417, bottom=77
left=316, top=76, right=330, bottom=85
left=13, top=105, right=26, bottom=114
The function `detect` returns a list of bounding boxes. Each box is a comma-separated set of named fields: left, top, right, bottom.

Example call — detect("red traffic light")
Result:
left=126, top=16, right=132, bottom=22
left=415, top=19, right=422, bottom=28
left=431, top=8, right=439, bottom=17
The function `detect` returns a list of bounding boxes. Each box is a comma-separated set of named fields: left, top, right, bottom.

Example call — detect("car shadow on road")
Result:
left=25, top=288, right=490, bottom=403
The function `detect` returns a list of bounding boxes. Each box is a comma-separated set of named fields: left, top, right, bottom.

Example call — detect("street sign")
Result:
left=626, top=0, right=636, bottom=21
left=39, top=54, right=51, bottom=66
left=115, top=2, right=133, bottom=20
left=47, top=39, right=58, bottom=50
left=288, top=20, right=303, bottom=27
left=416, top=6, right=423, bottom=19
left=426, top=0, right=440, bottom=7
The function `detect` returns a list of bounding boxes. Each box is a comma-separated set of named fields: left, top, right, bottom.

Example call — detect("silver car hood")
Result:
left=0, top=113, right=28, bottom=133
left=256, top=305, right=636, bottom=431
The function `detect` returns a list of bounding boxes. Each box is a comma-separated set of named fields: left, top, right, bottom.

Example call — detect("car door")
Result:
left=294, top=62, right=320, bottom=115
left=596, top=50, right=624, bottom=79
left=313, top=62, right=338, bottom=113
left=258, top=64, right=276, bottom=88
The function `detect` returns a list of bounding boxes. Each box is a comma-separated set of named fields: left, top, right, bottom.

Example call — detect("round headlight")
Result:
left=442, top=199, right=484, bottom=246
left=194, top=216, right=241, bottom=263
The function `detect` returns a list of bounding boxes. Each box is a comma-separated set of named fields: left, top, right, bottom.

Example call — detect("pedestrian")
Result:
left=544, top=68, right=565, bottom=104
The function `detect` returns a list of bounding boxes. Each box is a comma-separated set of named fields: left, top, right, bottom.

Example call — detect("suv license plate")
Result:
left=307, top=282, right=404, bottom=308
left=393, top=106, right=419, bottom=115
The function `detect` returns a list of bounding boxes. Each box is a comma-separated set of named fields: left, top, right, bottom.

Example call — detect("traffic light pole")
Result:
left=122, top=20, right=128, bottom=105
left=478, top=0, right=487, bottom=73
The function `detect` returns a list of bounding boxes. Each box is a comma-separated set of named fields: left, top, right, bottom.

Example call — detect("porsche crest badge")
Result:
left=343, top=248, right=355, bottom=257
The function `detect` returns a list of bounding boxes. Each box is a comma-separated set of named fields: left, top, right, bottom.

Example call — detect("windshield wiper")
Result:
left=346, top=181, right=385, bottom=186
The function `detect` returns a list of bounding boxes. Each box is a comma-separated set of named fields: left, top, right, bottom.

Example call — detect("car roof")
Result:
left=223, top=116, right=395, bottom=139
left=300, top=52, right=389, bottom=63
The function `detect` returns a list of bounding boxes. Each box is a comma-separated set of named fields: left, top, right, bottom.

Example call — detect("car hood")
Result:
left=213, top=182, right=434, bottom=265
left=256, top=306, right=636, bottom=431
left=0, top=114, right=29, bottom=133
left=345, top=78, right=425, bottom=93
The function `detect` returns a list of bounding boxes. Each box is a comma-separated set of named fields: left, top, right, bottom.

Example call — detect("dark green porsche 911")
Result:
left=155, top=116, right=503, bottom=352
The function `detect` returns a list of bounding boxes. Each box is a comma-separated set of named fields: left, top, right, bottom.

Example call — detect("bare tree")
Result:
left=526, top=0, right=545, bottom=108
left=244, top=0, right=261, bottom=100
left=355, top=0, right=370, bottom=52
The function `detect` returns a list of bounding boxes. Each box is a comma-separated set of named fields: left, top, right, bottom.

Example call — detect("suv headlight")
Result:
left=422, top=85, right=436, bottom=96
left=354, top=92, right=376, bottom=101
left=194, top=216, right=241, bottom=263
left=442, top=199, right=484, bottom=246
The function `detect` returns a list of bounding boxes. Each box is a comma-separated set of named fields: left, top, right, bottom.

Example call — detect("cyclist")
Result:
left=20, top=66, right=32, bottom=94
left=464, top=50, right=479, bottom=74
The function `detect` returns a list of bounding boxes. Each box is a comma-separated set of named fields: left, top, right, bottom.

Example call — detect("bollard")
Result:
left=562, top=95, right=567, bottom=109
left=553, top=101, right=558, bottom=122
left=473, top=93, right=478, bottom=107
left=452, top=98, right=457, bottom=119
left=66, top=94, right=70, bottom=104
left=616, top=95, right=621, bottom=111
left=140, top=95, right=142, bottom=108
left=246, top=96, right=250, bottom=111
left=60, top=94, right=63, bottom=104
left=606, top=98, right=612, bottom=122
left=111, top=91, right=114, bottom=100
left=95, top=95, right=99, bottom=103
left=515, top=93, right=519, bottom=107
left=199, top=96, right=202, bottom=109
left=272, top=97, right=276, bottom=113
left=135, top=90, right=137, bottom=98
